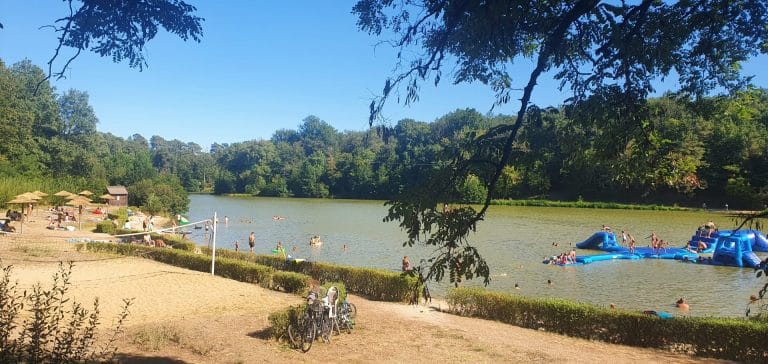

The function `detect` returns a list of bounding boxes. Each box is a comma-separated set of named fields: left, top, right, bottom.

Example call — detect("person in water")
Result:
left=676, top=298, right=689, bottom=311
left=402, top=256, right=413, bottom=272
left=627, top=233, right=636, bottom=254
left=248, top=232, right=256, bottom=253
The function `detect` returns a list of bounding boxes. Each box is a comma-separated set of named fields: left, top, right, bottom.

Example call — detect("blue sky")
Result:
left=2, top=1, right=766, bottom=151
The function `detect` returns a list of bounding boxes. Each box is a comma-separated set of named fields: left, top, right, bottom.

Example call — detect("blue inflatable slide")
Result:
left=555, top=229, right=767, bottom=268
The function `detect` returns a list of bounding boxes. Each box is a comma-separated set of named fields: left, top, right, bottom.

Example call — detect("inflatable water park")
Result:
left=544, top=229, right=768, bottom=268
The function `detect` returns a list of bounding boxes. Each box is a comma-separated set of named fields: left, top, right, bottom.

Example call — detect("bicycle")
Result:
left=335, top=298, right=356, bottom=334
left=287, top=292, right=324, bottom=352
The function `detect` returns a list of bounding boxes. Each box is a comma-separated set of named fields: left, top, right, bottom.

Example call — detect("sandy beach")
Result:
left=0, top=212, right=729, bottom=363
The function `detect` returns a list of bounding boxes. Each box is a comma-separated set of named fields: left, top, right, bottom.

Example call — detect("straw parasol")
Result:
left=78, top=190, right=94, bottom=196
left=32, top=190, right=49, bottom=197
left=98, top=193, right=114, bottom=201
left=5, top=196, right=36, bottom=233
left=54, top=190, right=73, bottom=197
left=66, top=196, right=92, bottom=231
left=17, top=192, right=42, bottom=200
left=66, top=194, right=92, bottom=202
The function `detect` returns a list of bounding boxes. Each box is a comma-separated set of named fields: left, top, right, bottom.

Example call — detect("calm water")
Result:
left=185, top=194, right=764, bottom=317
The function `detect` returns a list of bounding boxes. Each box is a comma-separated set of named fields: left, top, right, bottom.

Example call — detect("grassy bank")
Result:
left=490, top=198, right=694, bottom=211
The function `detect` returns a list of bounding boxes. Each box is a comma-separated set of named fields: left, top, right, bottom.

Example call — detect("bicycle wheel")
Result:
left=348, top=302, right=357, bottom=319
left=339, top=315, right=353, bottom=334
left=287, top=323, right=300, bottom=348
left=320, top=315, right=332, bottom=343
left=300, top=319, right=316, bottom=352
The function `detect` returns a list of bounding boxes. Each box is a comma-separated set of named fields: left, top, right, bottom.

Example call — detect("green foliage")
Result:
left=128, top=174, right=190, bottom=215
left=201, top=247, right=416, bottom=302
left=94, top=220, right=116, bottom=234
left=447, top=287, right=768, bottom=363
left=490, top=199, right=690, bottom=211
left=0, top=260, right=132, bottom=363
left=267, top=305, right=305, bottom=341
left=42, top=0, right=203, bottom=79
left=272, top=271, right=310, bottom=294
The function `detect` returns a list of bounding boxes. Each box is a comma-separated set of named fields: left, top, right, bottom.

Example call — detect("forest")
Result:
left=2, top=58, right=767, bottom=212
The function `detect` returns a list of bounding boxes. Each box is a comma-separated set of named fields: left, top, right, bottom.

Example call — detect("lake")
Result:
left=185, top=194, right=764, bottom=317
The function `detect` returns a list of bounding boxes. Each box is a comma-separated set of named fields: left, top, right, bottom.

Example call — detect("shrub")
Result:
left=201, top=248, right=417, bottom=302
left=94, top=220, right=116, bottom=234
left=0, top=260, right=131, bottom=363
left=446, top=287, right=768, bottom=362
left=272, top=271, right=310, bottom=293
left=267, top=305, right=305, bottom=341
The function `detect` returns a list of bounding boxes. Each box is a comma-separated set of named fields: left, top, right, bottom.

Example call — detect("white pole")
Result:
left=211, top=212, right=217, bottom=276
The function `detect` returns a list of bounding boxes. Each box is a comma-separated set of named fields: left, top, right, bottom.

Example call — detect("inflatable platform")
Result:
left=556, top=230, right=766, bottom=268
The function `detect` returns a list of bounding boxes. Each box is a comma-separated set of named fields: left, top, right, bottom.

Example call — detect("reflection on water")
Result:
left=186, top=195, right=763, bottom=317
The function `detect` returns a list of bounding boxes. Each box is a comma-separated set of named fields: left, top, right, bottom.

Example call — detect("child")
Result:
left=234, top=240, right=240, bottom=252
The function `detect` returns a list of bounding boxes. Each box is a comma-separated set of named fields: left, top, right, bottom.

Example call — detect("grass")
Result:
left=10, top=245, right=55, bottom=257
left=132, top=324, right=183, bottom=351
left=490, top=198, right=693, bottom=211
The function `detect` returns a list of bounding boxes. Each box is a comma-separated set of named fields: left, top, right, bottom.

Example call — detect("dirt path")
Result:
left=0, top=217, right=730, bottom=363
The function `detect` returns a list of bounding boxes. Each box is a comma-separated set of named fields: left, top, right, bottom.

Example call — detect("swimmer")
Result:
left=676, top=298, right=689, bottom=311
left=342, top=244, right=348, bottom=252
left=609, top=303, right=616, bottom=309
left=547, top=279, right=552, bottom=285
left=514, top=283, right=520, bottom=289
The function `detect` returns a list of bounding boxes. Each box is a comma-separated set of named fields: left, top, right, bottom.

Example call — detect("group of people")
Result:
left=549, top=249, right=578, bottom=265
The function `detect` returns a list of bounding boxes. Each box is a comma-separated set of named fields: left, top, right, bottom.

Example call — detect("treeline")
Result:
left=0, top=59, right=191, bottom=214
left=2, top=58, right=767, bottom=211
left=209, top=91, right=768, bottom=209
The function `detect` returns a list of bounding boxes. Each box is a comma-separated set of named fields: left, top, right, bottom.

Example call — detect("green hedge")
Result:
left=201, top=248, right=417, bottom=302
left=79, top=243, right=274, bottom=288
left=94, top=220, right=117, bottom=234
left=267, top=304, right=305, bottom=341
left=447, top=287, right=768, bottom=363
left=272, top=271, right=310, bottom=294
left=111, top=228, right=197, bottom=252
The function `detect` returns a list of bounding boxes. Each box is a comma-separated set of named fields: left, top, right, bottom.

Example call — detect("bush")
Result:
left=272, top=271, right=310, bottom=293
left=446, top=287, right=768, bottom=362
left=201, top=248, right=417, bottom=302
left=94, top=220, right=117, bottom=234
left=267, top=305, right=305, bottom=341
left=0, top=260, right=131, bottom=363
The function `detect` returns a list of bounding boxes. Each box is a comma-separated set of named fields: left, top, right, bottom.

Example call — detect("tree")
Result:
left=57, top=89, right=98, bottom=137
left=354, top=0, right=768, bottom=285
left=36, top=0, right=203, bottom=86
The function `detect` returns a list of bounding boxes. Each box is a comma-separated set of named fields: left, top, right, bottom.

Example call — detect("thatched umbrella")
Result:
left=54, top=190, right=73, bottom=197
left=32, top=190, right=48, bottom=197
left=66, top=196, right=91, bottom=231
left=98, top=194, right=114, bottom=213
left=78, top=190, right=94, bottom=197
left=16, top=193, right=42, bottom=220
left=6, top=196, right=36, bottom=233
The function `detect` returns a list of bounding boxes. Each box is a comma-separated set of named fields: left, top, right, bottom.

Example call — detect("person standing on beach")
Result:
left=248, top=232, right=256, bottom=253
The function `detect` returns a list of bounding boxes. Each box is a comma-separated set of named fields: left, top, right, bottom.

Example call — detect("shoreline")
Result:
left=0, top=210, right=738, bottom=363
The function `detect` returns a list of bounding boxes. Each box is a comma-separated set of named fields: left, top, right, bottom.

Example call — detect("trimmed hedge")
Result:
left=201, top=248, right=417, bottom=302
left=94, top=220, right=117, bottom=234
left=78, top=243, right=273, bottom=288
left=112, top=228, right=198, bottom=252
left=272, top=271, right=310, bottom=294
left=447, top=287, right=768, bottom=363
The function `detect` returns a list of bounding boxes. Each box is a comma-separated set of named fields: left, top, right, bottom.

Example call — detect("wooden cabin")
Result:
left=106, top=186, right=128, bottom=207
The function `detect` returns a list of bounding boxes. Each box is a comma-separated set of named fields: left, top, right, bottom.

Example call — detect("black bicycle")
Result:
left=288, top=293, right=325, bottom=352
